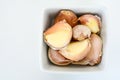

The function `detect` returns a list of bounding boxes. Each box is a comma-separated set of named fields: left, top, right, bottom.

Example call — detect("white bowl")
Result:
left=40, top=6, right=107, bottom=73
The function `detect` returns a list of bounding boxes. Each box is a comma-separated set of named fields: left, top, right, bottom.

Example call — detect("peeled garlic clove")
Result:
left=48, top=48, right=71, bottom=65
left=87, top=34, right=102, bottom=65
left=78, top=14, right=101, bottom=33
left=54, top=10, right=78, bottom=27
left=59, top=39, right=91, bottom=61
left=73, top=25, right=91, bottom=41
left=44, top=20, right=72, bottom=50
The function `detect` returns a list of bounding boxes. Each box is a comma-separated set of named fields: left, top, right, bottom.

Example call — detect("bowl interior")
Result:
left=41, top=7, right=107, bottom=73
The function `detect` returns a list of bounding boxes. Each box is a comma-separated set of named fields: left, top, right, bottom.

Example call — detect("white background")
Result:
left=0, top=0, right=119, bottom=80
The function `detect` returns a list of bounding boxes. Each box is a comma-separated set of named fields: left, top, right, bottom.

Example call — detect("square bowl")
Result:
left=40, top=6, right=107, bottom=73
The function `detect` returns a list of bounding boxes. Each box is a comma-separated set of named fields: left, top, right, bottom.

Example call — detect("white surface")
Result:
left=0, top=0, right=119, bottom=80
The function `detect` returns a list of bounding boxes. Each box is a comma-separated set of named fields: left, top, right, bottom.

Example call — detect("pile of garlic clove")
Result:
left=43, top=10, right=102, bottom=66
